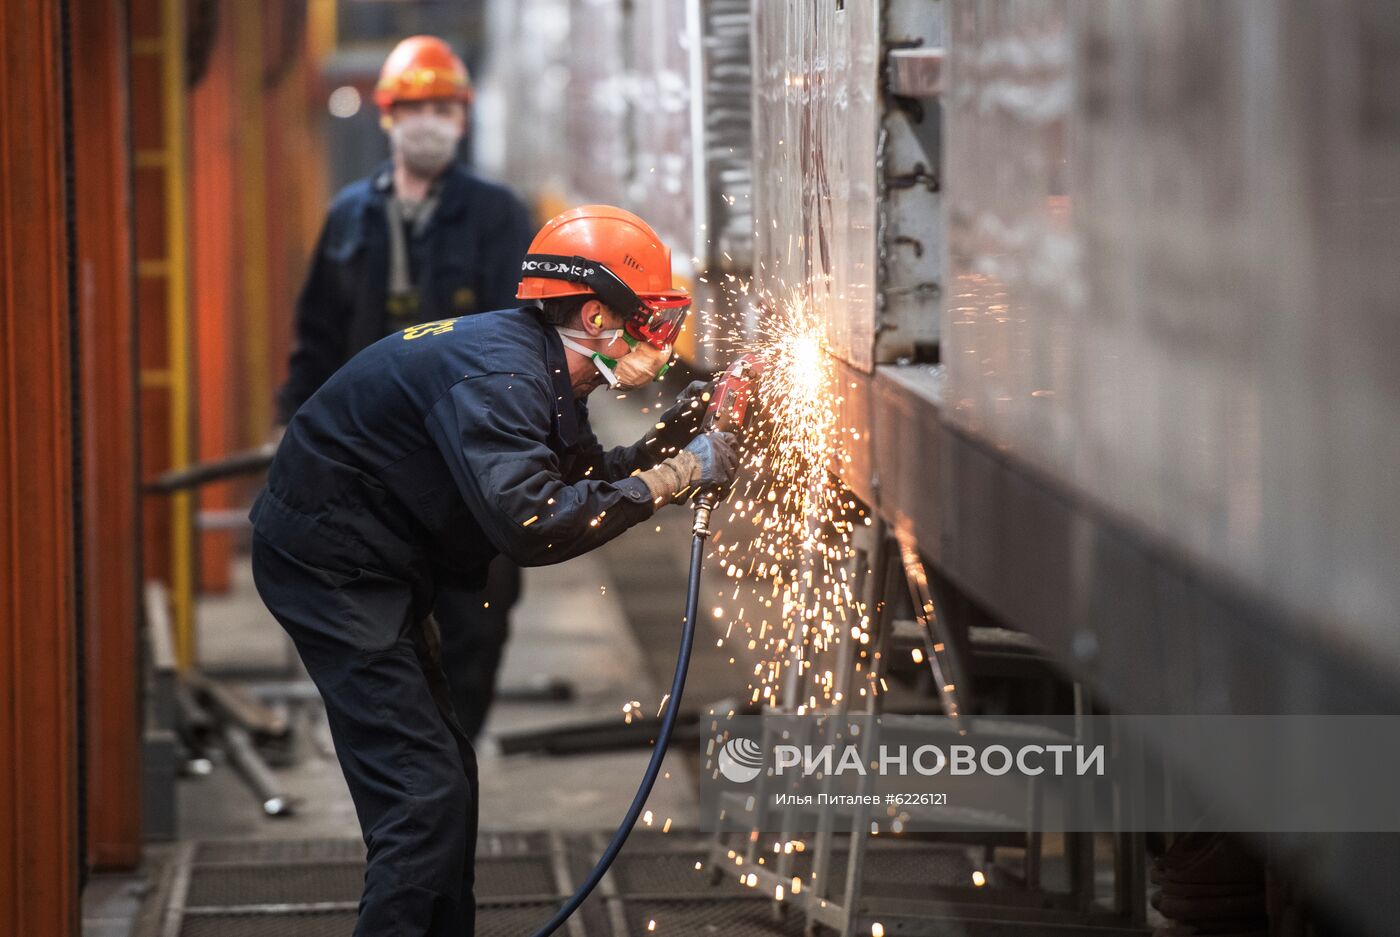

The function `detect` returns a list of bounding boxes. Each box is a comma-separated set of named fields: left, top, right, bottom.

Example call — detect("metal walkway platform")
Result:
left=157, top=831, right=767, bottom=937
left=149, top=830, right=992, bottom=937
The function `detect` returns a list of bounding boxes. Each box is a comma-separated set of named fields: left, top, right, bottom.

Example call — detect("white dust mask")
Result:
left=391, top=114, right=461, bottom=177
left=611, top=339, right=672, bottom=389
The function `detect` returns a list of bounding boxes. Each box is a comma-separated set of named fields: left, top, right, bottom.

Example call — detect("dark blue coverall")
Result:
left=277, top=162, right=534, bottom=739
left=251, top=308, right=698, bottom=936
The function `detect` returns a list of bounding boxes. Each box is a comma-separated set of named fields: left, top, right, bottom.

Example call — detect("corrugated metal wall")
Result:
left=691, top=0, right=754, bottom=274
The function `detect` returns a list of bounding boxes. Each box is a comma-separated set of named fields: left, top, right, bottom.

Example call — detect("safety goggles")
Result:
left=522, top=253, right=691, bottom=349
left=628, top=294, right=690, bottom=349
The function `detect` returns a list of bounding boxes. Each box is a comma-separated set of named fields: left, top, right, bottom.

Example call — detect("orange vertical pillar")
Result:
left=239, top=0, right=325, bottom=442
left=0, top=0, right=80, bottom=932
left=264, top=0, right=328, bottom=405
left=264, top=0, right=309, bottom=404
left=71, top=0, right=144, bottom=870
left=190, top=0, right=239, bottom=593
left=233, top=0, right=275, bottom=444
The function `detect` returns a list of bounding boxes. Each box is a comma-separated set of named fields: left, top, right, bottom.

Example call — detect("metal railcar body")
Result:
left=480, top=0, right=1400, bottom=705
left=480, top=4, right=1400, bottom=925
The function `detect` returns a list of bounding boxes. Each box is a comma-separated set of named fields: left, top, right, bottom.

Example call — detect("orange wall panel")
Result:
left=71, top=0, right=143, bottom=870
left=0, top=0, right=80, bottom=932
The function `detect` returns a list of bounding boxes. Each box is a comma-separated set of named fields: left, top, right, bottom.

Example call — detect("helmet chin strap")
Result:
left=556, top=327, right=624, bottom=388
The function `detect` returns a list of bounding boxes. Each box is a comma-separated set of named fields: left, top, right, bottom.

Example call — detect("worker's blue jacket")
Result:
left=276, top=163, right=533, bottom=424
left=251, top=308, right=687, bottom=598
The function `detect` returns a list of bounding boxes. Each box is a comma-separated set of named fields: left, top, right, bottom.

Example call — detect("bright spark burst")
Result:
left=703, top=291, right=876, bottom=709
left=605, top=272, right=881, bottom=876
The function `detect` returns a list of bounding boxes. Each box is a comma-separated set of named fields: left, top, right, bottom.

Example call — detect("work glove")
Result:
left=685, top=431, right=740, bottom=488
left=642, top=380, right=713, bottom=457
left=635, top=431, right=739, bottom=506
left=675, top=379, right=712, bottom=409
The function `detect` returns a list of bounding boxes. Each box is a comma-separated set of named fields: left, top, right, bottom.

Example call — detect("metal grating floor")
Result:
left=185, top=862, right=365, bottom=908
left=622, top=900, right=807, bottom=937
left=192, top=838, right=367, bottom=865
left=179, top=909, right=360, bottom=937
left=161, top=832, right=985, bottom=936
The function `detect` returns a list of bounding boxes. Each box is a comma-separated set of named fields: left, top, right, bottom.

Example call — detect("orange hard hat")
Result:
left=374, top=36, right=473, bottom=110
left=518, top=205, right=690, bottom=348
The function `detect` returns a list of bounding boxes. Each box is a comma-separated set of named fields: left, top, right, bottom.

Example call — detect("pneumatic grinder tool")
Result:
left=692, top=352, right=764, bottom=537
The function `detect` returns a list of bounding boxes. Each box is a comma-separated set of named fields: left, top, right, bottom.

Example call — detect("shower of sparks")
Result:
left=595, top=262, right=883, bottom=885
left=700, top=289, right=878, bottom=710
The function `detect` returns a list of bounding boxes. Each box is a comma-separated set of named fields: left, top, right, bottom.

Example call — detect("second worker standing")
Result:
left=275, top=36, right=534, bottom=740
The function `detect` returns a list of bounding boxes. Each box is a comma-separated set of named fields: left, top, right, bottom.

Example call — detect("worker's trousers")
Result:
left=251, top=533, right=478, bottom=937
left=437, top=556, right=520, bottom=740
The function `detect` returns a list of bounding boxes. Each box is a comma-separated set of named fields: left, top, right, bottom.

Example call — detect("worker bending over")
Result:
left=278, top=36, right=535, bottom=741
left=251, top=205, right=737, bottom=937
